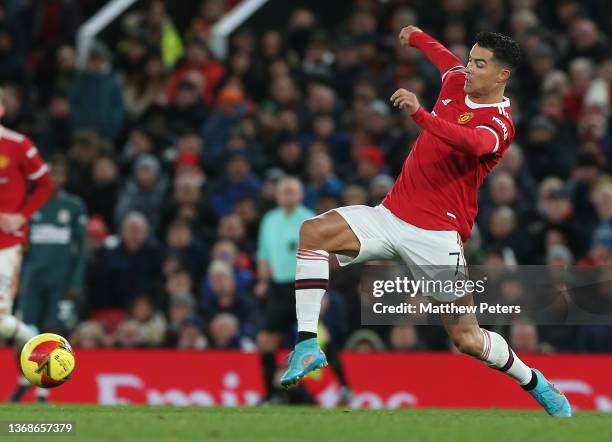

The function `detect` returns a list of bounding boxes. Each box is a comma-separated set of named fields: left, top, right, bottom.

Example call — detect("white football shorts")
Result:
left=333, top=205, right=467, bottom=302
left=0, top=244, right=22, bottom=312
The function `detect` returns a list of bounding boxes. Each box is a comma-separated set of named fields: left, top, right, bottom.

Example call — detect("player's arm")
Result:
left=399, top=26, right=464, bottom=80
left=412, top=108, right=500, bottom=156
left=391, top=89, right=500, bottom=157
left=19, top=144, right=54, bottom=218
left=0, top=143, right=54, bottom=234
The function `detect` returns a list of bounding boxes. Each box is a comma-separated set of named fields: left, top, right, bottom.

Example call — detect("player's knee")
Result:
left=299, top=218, right=328, bottom=250
left=450, top=328, right=482, bottom=357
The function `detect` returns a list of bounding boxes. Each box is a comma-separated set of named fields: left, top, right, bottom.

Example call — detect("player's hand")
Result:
left=399, top=25, right=422, bottom=47
left=0, top=213, right=26, bottom=234
left=254, top=280, right=270, bottom=299
left=390, top=88, right=421, bottom=115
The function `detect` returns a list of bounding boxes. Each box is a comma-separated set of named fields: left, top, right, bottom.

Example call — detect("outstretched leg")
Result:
left=280, top=210, right=360, bottom=387
left=441, top=294, right=572, bottom=417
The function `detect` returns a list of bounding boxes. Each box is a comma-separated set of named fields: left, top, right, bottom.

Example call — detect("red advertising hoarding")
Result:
left=1, top=349, right=611, bottom=410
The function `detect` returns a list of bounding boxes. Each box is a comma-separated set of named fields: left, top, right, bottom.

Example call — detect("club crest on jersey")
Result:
left=58, top=209, right=71, bottom=224
left=0, top=155, right=9, bottom=169
left=457, top=112, right=474, bottom=124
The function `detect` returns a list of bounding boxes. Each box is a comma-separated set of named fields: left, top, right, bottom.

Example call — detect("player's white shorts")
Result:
left=0, top=245, right=22, bottom=312
left=333, top=205, right=467, bottom=302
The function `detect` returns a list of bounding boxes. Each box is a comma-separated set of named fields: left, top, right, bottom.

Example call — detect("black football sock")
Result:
left=521, top=369, right=538, bottom=391
left=297, top=331, right=317, bottom=343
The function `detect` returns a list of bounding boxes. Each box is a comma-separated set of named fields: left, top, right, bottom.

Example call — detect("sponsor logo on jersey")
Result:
left=457, top=112, right=474, bottom=124
left=30, top=225, right=71, bottom=244
left=442, top=99, right=452, bottom=106
left=492, top=116, right=509, bottom=141
left=0, top=154, right=9, bottom=169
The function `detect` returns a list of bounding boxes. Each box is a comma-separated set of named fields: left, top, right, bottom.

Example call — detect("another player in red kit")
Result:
left=280, top=29, right=572, bottom=416
left=0, top=88, right=54, bottom=401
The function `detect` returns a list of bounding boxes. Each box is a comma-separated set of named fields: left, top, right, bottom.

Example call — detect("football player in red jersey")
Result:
left=280, top=28, right=572, bottom=416
left=0, top=88, right=54, bottom=401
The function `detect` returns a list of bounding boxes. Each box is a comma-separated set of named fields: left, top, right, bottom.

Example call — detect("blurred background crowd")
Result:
left=1, top=0, right=611, bottom=353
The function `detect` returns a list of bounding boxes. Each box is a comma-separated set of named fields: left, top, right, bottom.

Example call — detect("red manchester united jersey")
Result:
left=0, top=126, right=52, bottom=248
left=382, top=31, right=515, bottom=242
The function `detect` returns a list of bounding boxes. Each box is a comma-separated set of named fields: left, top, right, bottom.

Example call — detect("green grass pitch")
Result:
left=0, top=405, right=610, bottom=442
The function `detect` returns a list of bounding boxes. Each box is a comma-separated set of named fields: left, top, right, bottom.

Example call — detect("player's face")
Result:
left=50, top=164, right=67, bottom=190
left=464, top=44, right=507, bottom=96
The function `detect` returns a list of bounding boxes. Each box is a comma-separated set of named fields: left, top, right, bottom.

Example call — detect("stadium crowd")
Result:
left=1, top=0, right=612, bottom=353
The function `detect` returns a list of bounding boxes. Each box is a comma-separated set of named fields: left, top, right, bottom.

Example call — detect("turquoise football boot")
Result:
left=527, top=369, right=572, bottom=417
left=280, top=338, right=327, bottom=387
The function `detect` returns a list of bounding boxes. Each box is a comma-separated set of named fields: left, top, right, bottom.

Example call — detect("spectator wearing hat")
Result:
left=578, top=223, right=612, bottom=266
left=87, top=215, right=109, bottom=253
left=69, top=42, right=126, bottom=139
left=201, top=85, right=249, bottom=166
left=114, top=153, right=168, bottom=231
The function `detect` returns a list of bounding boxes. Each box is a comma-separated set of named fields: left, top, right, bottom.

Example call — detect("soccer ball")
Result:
left=20, top=333, right=75, bottom=388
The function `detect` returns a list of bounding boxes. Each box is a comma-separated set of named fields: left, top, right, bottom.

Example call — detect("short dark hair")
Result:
left=475, top=32, right=522, bottom=70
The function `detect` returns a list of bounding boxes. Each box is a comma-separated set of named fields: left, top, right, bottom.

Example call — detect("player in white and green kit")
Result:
left=18, top=158, right=87, bottom=332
